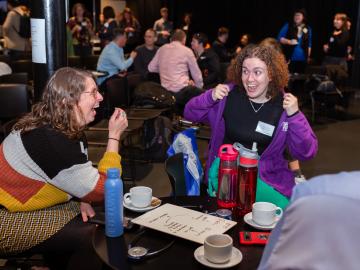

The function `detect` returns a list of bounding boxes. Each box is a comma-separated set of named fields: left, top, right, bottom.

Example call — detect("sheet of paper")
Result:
left=131, top=203, right=237, bottom=244
left=31, top=18, right=46, bottom=64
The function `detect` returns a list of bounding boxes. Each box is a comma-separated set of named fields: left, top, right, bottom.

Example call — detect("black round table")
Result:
left=92, top=196, right=265, bottom=270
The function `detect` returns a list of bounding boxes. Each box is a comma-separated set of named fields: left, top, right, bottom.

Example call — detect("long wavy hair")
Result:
left=13, top=67, right=94, bottom=139
left=227, top=44, right=289, bottom=99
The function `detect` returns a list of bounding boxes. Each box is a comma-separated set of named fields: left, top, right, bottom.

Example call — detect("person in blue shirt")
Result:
left=96, top=28, right=137, bottom=87
left=278, top=9, right=312, bottom=74
left=258, top=171, right=360, bottom=270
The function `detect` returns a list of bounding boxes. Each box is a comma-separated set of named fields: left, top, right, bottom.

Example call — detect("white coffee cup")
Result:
left=124, top=186, right=152, bottom=208
left=203, top=234, right=233, bottom=264
left=252, top=202, right=283, bottom=226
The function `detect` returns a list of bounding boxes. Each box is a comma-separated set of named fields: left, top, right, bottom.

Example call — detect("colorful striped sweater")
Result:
left=0, top=126, right=121, bottom=212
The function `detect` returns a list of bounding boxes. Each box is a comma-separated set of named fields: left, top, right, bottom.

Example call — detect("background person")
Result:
left=191, top=32, right=220, bottom=89
left=278, top=9, right=312, bottom=73
left=0, top=67, right=128, bottom=270
left=153, top=7, right=173, bottom=46
left=148, top=29, right=203, bottom=114
left=133, top=28, right=159, bottom=80
left=119, top=7, right=141, bottom=53
left=97, top=6, right=118, bottom=49
left=184, top=45, right=317, bottom=208
left=67, top=3, right=94, bottom=57
left=323, top=13, right=350, bottom=72
left=2, top=0, right=31, bottom=60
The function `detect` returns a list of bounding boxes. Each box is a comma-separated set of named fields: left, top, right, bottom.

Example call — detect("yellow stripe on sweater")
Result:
left=97, top=151, right=122, bottom=175
left=0, top=184, right=69, bottom=212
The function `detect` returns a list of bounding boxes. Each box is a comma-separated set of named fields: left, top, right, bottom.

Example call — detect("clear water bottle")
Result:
left=105, top=168, right=123, bottom=237
left=217, top=144, right=239, bottom=209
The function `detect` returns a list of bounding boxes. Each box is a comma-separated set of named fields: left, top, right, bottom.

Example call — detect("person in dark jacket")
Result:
left=97, top=6, right=118, bottom=49
left=212, top=27, right=234, bottom=63
left=278, top=9, right=312, bottom=73
left=191, top=32, right=220, bottom=89
left=323, top=13, right=350, bottom=72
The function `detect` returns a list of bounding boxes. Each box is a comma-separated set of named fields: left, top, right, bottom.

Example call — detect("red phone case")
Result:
left=239, top=231, right=270, bottom=245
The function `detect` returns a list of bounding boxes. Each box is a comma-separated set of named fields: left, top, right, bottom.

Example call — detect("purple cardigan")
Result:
left=184, top=86, right=318, bottom=197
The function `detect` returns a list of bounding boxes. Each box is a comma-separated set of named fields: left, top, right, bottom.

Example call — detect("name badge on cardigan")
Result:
left=255, top=121, right=275, bottom=137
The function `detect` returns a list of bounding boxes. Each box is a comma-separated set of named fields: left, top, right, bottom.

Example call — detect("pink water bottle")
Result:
left=217, top=144, right=239, bottom=209
left=234, top=142, right=259, bottom=216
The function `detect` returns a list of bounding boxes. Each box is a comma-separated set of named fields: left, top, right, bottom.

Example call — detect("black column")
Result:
left=352, top=2, right=360, bottom=88
left=31, top=0, right=67, bottom=101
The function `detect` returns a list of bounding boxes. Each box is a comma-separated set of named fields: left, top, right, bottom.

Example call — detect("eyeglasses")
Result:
left=83, top=88, right=100, bottom=98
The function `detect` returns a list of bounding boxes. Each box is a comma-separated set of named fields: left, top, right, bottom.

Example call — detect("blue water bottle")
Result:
left=105, top=168, right=123, bottom=237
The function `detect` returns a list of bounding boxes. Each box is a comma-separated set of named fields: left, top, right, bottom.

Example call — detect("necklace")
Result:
left=249, top=99, right=265, bottom=113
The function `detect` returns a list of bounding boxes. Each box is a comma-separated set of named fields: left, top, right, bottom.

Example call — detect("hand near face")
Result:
left=283, top=93, right=299, bottom=116
left=108, top=108, right=128, bottom=139
left=212, top=84, right=230, bottom=101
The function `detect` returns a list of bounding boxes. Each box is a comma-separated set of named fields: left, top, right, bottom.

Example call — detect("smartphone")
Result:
left=239, top=231, right=270, bottom=245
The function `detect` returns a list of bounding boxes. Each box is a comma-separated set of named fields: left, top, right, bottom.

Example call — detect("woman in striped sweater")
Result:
left=0, top=67, right=128, bottom=269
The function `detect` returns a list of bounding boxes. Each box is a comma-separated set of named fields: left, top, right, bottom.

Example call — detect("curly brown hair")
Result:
left=227, top=44, right=289, bottom=98
left=13, top=67, right=95, bottom=139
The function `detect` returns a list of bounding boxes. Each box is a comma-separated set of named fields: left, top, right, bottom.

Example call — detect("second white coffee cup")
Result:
left=204, top=234, right=233, bottom=264
left=252, top=202, right=283, bottom=226
left=124, top=186, right=152, bottom=208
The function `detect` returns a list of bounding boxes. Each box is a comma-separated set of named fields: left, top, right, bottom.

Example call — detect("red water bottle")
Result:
left=234, top=142, right=259, bottom=216
left=217, top=144, right=239, bottom=209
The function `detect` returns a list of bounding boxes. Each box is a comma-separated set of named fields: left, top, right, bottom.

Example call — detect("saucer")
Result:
left=243, top=212, right=279, bottom=230
left=194, top=246, right=242, bottom=269
left=123, top=197, right=161, bottom=213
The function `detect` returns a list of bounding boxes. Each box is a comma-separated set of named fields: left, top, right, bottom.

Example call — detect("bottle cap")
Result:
left=107, top=168, right=120, bottom=178
left=218, top=144, right=238, bottom=161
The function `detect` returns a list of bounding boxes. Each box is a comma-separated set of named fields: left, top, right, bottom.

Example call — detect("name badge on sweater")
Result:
left=255, top=121, right=275, bottom=137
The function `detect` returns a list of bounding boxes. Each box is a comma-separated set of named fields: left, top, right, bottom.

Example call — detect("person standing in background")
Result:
left=181, top=13, right=193, bottom=47
left=67, top=3, right=94, bottom=57
left=153, top=7, right=173, bottom=46
left=323, top=13, right=350, bottom=73
left=212, top=27, right=234, bottom=63
left=119, top=7, right=141, bottom=53
left=97, top=6, right=118, bottom=49
left=2, top=0, right=31, bottom=60
left=278, top=9, right=312, bottom=74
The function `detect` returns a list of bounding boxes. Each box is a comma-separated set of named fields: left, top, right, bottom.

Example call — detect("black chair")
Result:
left=219, top=62, right=230, bottom=83
left=0, top=72, right=28, bottom=84
left=9, top=59, right=33, bottom=80
left=164, top=152, right=187, bottom=197
left=83, top=55, right=99, bottom=70
left=68, top=56, right=83, bottom=68
left=0, top=84, right=30, bottom=140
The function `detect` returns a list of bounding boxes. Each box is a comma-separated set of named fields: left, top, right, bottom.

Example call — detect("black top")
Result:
left=212, top=39, right=234, bottom=63
left=21, top=126, right=88, bottom=178
left=327, top=30, right=350, bottom=58
left=134, top=44, right=159, bottom=79
left=197, top=48, right=220, bottom=88
left=98, top=20, right=118, bottom=47
left=223, top=87, right=283, bottom=155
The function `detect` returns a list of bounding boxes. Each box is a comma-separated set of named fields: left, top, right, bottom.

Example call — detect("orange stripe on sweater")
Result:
left=0, top=145, right=45, bottom=204
left=82, top=172, right=106, bottom=202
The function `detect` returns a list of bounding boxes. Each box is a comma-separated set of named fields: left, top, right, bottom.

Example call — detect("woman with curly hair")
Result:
left=0, top=67, right=127, bottom=269
left=184, top=45, right=317, bottom=208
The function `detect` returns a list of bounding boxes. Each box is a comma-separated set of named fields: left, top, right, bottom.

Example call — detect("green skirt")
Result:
left=256, top=177, right=290, bottom=210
